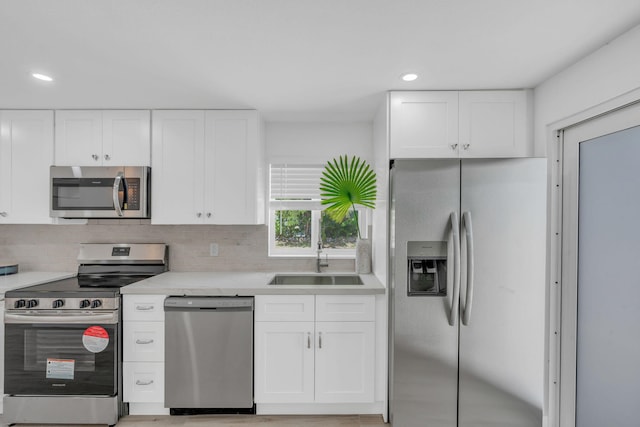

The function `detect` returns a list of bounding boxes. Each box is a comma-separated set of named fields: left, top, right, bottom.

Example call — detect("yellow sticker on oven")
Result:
left=46, top=358, right=75, bottom=379
left=82, top=326, right=109, bottom=353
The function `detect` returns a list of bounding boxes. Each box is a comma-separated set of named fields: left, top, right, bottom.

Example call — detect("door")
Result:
left=254, top=321, right=315, bottom=403
left=315, top=321, right=375, bottom=403
left=560, top=103, right=640, bottom=427
left=54, top=110, right=102, bottom=166
left=4, top=320, right=118, bottom=396
left=205, top=110, right=261, bottom=224
left=0, top=110, right=54, bottom=223
left=151, top=110, right=205, bottom=224
left=102, top=110, right=150, bottom=166
left=389, top=92, right=460, bottom=158
left=390, top=159, right=460, bottom=427
left=458, top=159, right=546, bottom=427
left=458, top=91, right=529, bottom=158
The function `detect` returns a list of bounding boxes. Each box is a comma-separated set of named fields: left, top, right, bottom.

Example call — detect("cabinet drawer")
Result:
left=123, top=321, right=164, bottom=362
left=316, top=295, right=375, bottom=322
left=255, top=295, right=314, bottom=322
left=123, top=295, right=166, bottom=321
left=123, top=362, right=165, bottom=403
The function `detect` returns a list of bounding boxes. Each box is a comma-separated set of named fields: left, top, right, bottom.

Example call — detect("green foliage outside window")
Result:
left=274, top=210, right=311, bottom=248
left=321, top=210, right=358, bottom=249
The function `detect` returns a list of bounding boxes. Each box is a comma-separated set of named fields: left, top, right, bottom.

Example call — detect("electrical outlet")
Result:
left=209, top=243, right=219, bottom=256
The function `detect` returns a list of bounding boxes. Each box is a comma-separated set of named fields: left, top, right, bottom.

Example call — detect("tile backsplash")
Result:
left=0, top=222, right=354, bottom=273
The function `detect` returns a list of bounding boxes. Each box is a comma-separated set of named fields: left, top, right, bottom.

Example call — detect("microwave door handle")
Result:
left=121, top=175, right=129, bottom=210
left=113, top=172, right=124, bottom=217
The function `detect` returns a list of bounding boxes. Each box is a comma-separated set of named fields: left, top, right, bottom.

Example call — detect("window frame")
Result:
left=267, top=164, right=367, bottom=258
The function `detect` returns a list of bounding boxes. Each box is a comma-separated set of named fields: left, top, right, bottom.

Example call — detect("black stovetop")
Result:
left=5, top=274, right=153, bottom=298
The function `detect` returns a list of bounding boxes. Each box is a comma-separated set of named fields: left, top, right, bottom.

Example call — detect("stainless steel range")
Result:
left=3, top=243, right=168, bottom=426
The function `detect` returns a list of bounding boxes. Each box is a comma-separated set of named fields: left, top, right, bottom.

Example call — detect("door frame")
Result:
left=547, top=90, right=640, bottom=427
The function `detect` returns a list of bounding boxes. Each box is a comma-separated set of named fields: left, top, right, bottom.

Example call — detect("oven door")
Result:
left=4, top=311, right=119, bottom=396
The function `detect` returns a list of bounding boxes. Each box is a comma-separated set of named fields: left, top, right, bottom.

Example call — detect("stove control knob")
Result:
left=14, top=299, right=26, bottom=309
left=52, top=299, right=64, bottom=309
left=91, top=300, right=103, bottom=309
left=26, top=299, right=39, bottom=308
left=80, top=299, right=91, bottom=309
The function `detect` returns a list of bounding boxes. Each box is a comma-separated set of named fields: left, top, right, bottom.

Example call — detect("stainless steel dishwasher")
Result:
left=164, top=296, right=254, bottom=414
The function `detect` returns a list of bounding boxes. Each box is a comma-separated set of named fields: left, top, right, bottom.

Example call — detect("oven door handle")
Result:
left=4, top=311, right=119, bottom=325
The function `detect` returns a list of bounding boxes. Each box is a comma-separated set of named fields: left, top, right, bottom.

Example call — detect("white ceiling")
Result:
left=2, top=0, right=640, bottom=121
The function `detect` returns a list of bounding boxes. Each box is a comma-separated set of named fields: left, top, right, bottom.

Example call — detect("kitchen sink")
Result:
left=268, top=274, right=363, bottom=285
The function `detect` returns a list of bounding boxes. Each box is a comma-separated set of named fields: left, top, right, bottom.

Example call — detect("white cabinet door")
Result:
left=151, top=110, right=205, bottom=224
left=458, top=91, right=531, bottom=158
left=390, top=91, right=459, bottom=158
left=314, top=321, right=375, bottom=403
left=0, top=110, right=54, bottom=224
left=54, top=110, right=102, bottom=165
left=254, top=321, right=315, bottom=403
left=102, top=110, right=150, bottom=166
left=204, top=110, right=263, bottom=224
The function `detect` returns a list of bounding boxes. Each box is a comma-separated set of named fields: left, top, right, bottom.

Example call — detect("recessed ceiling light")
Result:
left=32, top=73, right=54, bottom=82
left=401, top=73, right=418, bottom=82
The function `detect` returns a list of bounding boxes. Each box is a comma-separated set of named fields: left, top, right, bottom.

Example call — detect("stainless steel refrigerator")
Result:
left=389, top=158, right=546, bottom=427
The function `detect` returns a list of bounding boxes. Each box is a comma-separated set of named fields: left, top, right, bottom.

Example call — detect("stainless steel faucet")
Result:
left=316, top=240, right=329, bottom=273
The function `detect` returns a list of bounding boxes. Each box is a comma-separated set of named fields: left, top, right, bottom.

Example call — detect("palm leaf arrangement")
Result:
left=319, top=155, right=377, bottom=239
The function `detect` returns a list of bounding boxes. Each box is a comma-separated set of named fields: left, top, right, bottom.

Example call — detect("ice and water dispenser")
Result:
left=407, top=241, right=447, bottom=296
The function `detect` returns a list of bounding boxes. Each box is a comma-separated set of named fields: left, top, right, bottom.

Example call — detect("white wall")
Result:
left=266, top=122, right=372, bottom=164
left=534, top=24, right=640, bottom=154
left=535, top=22, right=640, bottom=427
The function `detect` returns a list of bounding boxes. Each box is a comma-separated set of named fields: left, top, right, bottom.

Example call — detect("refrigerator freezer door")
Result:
left=390, top=159, right=460, bottom=427
left=458, top=159, right=546, bottom=427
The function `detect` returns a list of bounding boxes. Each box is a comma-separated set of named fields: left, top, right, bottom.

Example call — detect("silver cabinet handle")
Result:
left=463, top=144, right=470, bottom=150
left=135, top=338, right=154, bottom=345
left=135, top=305, right=154, bottom=311
left=135, top=379, right=154, bottom=386
left=196, top=212, right=202, bottom=218
left=450, top=144, right=458, bottom=150
left=207, top=212, right=211, bottom=218
left=307, top=332, right=311, bottom=349
left=92, top=154, right=99, bottom=161
left=0, top=211, right=7, bottom=217
left=448, top=211, right=461, bottom=327
left=318, top=331, right=322, bottom=349
left=112, top=172, right=124, bottom=217
left=462, top=211, right=475, bottom=326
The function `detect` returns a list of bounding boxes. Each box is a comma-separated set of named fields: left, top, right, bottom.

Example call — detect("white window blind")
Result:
left=269, top=164, right=324, bottom=201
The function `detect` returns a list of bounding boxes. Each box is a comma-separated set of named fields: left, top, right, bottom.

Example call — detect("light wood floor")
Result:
left=7, top=414, right=387, bottom=427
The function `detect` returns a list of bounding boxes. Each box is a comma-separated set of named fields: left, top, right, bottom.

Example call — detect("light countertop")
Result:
left=120, top=272, right=386, bottom=296
left=0, top=271, right=76, bottom=298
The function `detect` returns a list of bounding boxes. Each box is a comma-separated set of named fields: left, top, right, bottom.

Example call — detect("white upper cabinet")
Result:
left=55, top=110, right=150, bottom=166
left=151, top=110, right=265, bottom=225
left=0, top=110, right=54, bottom=224
left=390, top=90, right=532, bottom=158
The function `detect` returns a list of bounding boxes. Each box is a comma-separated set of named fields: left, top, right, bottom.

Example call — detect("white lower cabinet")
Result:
left=254, top=295, right=375, bottom=408
left=122, top=294, right=168, bottom=415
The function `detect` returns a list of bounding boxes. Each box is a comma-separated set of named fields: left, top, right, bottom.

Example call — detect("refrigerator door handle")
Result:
left=449, top=211, right=461, bottom=326
left=462, top=211, right=475, bottom=326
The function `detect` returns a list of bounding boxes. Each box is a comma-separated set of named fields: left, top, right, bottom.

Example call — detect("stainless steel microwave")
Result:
left=50, top=166, right=150, bottom=219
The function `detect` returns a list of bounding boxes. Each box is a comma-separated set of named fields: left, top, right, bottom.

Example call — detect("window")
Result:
left=269, top=164, right=366, bottom=257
